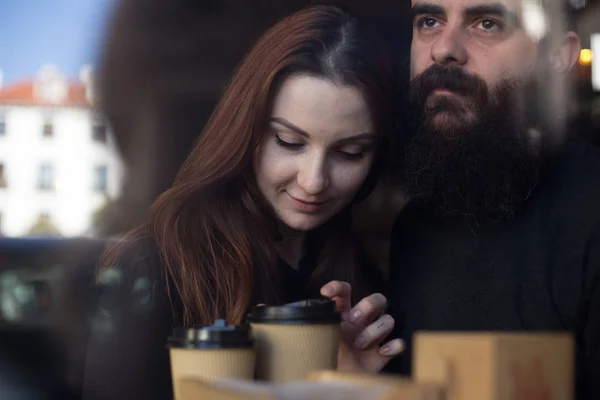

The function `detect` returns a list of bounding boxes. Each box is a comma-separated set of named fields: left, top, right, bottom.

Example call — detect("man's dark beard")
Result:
left=397, top=65, right=545, bottom=222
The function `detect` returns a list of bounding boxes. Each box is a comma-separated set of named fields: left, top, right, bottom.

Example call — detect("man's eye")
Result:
left=476, top=19, right=503, bottom=32
left=416, top=17, right=440, bottom=29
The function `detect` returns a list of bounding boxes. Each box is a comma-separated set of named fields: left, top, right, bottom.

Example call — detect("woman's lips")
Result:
left=287, top=193, right=327, bottom=213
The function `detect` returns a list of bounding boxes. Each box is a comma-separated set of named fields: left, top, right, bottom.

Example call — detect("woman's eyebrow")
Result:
left=335, top=133, right=377, bottom=145
left=270, top=117, right=310, bottom=138
left=270, top=117, right=375, bottom=144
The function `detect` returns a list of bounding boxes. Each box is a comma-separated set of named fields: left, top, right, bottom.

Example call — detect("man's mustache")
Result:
left=409, top=65, right=489, bottom=107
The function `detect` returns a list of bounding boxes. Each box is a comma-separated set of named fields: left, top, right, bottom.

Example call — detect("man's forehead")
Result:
left=411, top=0, right=523, bottom=13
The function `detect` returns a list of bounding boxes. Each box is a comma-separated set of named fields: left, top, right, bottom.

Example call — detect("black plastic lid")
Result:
left=167, top=319, right=254, bottom=349
left=247, top=298, right=341, bottom=324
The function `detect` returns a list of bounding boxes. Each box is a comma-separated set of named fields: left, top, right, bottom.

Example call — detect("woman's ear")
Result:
left=549, top=32, right=581, bottom=74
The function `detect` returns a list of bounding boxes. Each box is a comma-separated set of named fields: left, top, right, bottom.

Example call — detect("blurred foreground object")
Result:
left=176, top=373, right=443, bottom=400
left=171, top=332, right=573, bottom=400
left=414, top=333, right=573, bottom=400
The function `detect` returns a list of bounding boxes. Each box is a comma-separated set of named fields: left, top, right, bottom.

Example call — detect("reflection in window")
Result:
left=38, top=163, right=55, bottom=190
left=93, top=165, right=108, bottom=192
left=592, top=33, right=600, bottom=91
left=0, top=270, right=56, bottom=323
left=92, top=122, right=107, bottom=144
left=0, top=272, right=33, bottom=322
left=28, top=212, right=60, bottom=237
left=0, top=163, right=6, bottom=188
left=42, top=119, right=53, bottom=138
left=39, top=212, right=50, bottom=224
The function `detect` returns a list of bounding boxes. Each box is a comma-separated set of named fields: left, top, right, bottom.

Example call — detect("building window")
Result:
left=92, top=123, right=107, bottom=144
left=0, top=164, right=6, bottom=188
left=38, top=163, right=55, bottom=190
left=93, top=165, right=108, bottom=192
left=42, top=119, right=53, bottom=138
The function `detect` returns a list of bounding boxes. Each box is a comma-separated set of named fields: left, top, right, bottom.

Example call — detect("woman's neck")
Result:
left=274, top=224, right=306, bottom=270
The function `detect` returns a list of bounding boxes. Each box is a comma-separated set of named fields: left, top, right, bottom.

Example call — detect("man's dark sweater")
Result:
left=385, top=136, right=600, bottom=398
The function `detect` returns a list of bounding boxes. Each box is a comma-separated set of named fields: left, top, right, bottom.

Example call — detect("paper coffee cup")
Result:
left=247, top=299, right=341, bottom=382
left=167, top=319, right=255, bottom=400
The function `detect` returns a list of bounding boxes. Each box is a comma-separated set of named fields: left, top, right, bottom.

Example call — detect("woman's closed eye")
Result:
left=337, top=145, right=369, bottom=160
left=274, top=131, right=371, bottom=160
left=275, top=132, right=303, bottom=149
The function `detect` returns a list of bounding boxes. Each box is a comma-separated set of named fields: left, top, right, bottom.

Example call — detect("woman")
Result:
left=83, top=4, right=401, bottom=399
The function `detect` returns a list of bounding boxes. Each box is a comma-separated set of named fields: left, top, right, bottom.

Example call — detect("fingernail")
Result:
left=321, top=286, right=333, bottom=297
left=354, top=336, right=366, bottom=349
left=380, top=344, right=392, bottom=356
left=349, top=310, right=361, bottom=323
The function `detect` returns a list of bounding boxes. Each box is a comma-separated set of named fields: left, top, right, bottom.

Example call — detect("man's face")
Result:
left=399, top=0, right=580, bottom=221
left=410, top=0, right=539, bottom=130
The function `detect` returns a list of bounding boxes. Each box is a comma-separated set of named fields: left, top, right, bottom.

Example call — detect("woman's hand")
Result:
left=321, top=280, right=404, bottom=373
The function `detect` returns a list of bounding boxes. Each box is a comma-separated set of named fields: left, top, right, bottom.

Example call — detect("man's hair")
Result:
left=542, top=0, right=578, bottom=32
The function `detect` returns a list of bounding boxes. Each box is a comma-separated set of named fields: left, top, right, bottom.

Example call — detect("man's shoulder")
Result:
left=546, top=136, right=600, bottom=212
left=389, top=202, right=430, bottom=247
left=555, top=136, right=600, bottom=187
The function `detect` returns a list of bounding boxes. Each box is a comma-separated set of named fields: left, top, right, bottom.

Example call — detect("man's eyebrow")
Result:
left=412, top=3, right=445, bottom=17
left=464, top=4, right=519, bottom=24
left=412, top=2, right=520, bottom=26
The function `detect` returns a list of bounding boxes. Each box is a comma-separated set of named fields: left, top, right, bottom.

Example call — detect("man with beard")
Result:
left=386, top=0, right=600, bottom=398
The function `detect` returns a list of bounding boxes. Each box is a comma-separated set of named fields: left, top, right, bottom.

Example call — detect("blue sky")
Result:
left=0, top=0, right=115, bottom=85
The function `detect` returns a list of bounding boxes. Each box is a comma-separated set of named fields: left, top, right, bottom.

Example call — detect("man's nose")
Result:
left=297, top=154, right=330, bottom=196
left=430, top=24, right=468, bottom=66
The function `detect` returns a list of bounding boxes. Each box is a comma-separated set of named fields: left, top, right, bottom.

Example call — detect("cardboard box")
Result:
left=413, top=332, right=574, bottom=400
left=179, top=379, right=273, bottom=400
left=178, top=373, right=440, bottom=400
left=306, top=370, right=446, bottom=400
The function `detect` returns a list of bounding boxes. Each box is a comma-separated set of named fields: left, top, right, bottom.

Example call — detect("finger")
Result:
left=353, top=314, right=395, bottom=349
left=320, top=280, right=352, bottom=313
left=320, top=280, right=351, bottom=299
left=359, top=338, right=405, bottom=373
left=378, top=338, right=405, bottom=357
left=348, top=293, right=387, bottom=325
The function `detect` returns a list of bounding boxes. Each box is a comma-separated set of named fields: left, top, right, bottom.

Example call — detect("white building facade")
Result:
left=0, top=65, right=125, bottom=237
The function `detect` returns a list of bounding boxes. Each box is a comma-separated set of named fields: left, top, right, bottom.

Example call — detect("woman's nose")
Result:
left=296, top=154, right=330, bottom=196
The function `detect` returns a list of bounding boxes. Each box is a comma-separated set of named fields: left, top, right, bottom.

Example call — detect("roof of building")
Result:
left=0, top=81, right=91, bottom=108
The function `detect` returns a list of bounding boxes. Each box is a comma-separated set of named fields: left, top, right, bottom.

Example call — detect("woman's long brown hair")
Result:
left=101, top=5, right=397, bottom=326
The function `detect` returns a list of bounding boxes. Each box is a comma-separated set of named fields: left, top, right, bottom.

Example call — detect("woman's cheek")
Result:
left=330, top=157, right=374, bottom=194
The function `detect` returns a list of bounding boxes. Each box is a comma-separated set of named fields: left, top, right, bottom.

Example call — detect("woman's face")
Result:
left=253, top=74, right=377, bottom=232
